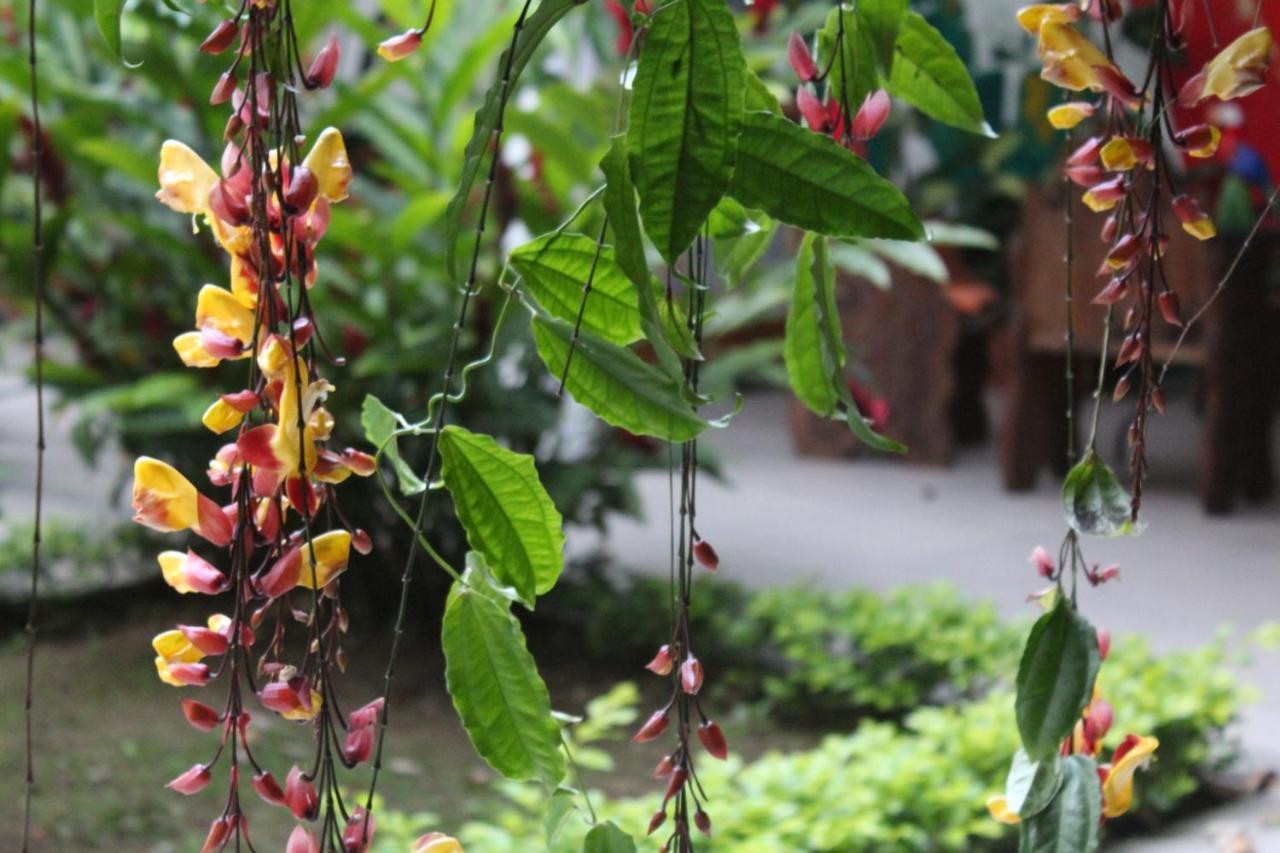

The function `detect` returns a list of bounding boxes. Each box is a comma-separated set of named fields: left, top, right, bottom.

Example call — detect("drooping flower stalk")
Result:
left=137, top=3, right=381, bottom=849
left=21, top=0, right=46, bottom=848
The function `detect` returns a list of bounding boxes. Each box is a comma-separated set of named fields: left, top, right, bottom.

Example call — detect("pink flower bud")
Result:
left=787, top=32, right=818, bottom=82
left=182, top=698, right=221, bottom=731
left=352, top=528, right=373, bottom=555
left=653, top=754, right=675, bottom=778
left=646, top=810, right=668, bottom=836
left=1104, top=233, right=1142, bottom=271
left=662, top=765, right=688, bottom=804
left=257, top=546, right=302, bottom=600
left=284, top=166, right=319, bottom=213
left=194, top=494, right=234, bottom=547
left=200, top=20, right=239, bottom=54
left=307, top=35, right=341, bottom=88
left=342, top=806, right=376, bottom=852
left=377, top=29, right=422, bottom=63
left=1066, top=164, right=1106, bottom=187
left=645, top=644, right=674, bottom=676
left=348, top=697, right=385, bottom=730
left=1157, top=290, right=1183, bottom=327
left=211, top=72, right=238, bottom=106
left=342, top=450, right=377, bottom=478
left=1095, top=64, right=1138, bottom=104
left=168, top=662, right=211, bottom=686
left=680, top=656, right=704, bottom=694
left=692, top=538, right=719, bottom=571
left=1029, top=546, right=1054, bottom=578
left=252, top=770, right=287, bottom=806
left=698, top=719, right=728, bottom=759
left=632, top=708, right=670, bottom=743
left=1097, top=627, right=1111, bottom=661
left=200, top=326, right=245, bottom=360
left=180, top=625, right=229, bottom=657
left=286, top=825, right=320, bottom=853
left=1068, top=136, right=1103, bottom=166
left=343, top=724, right=374, bottom=767
left=796, top=87, right=828, bottom=132
left=167, top=764, right=212, bottom=795
left=285, top=766, right=319, bottom=821
left=1100, top=214, right=1119, bottom=244
left=852, top=89, right=891, bottom=141
left=260, top=680, right=305, bottom=716
left=1092, top=277, right=1128, bottom=306
left=201, top=817, right=232, bottom=853
left=1085, top=698, right=1114, bottom=740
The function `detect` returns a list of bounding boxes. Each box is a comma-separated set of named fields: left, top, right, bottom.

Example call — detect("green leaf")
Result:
left=583, top=821, right=638, bottom=853
left=444, top=0, right=580, bottom=280
left=510, top=233, right=643, bottom=346
left=442, top=585, right=566, bottom=785
left=728, top=112, right=923, bottom=241
left=530, top=314, right=709, bottom=442
left=885, top=13, right=995, bottom=137
left=628, top=0, right=745, bottom=262
left=438, top=426, right=565, bottom=604
left=93, top=0, right=138, bottom=65
left=1005, top=749, right=1065, bottom=820
left=745, top=69, right=783, bottom=114
left=819, top=6, right=879, bottom=112
left=856, top=0, right=908, bottom=74
left=1019, top=755, right=1102, bottom=853
left=786, top=233, right=839, bottom=416
left=864, top=238, right=948, bottom=282
left=360, top=394, right=426, bottom=495
left=544, top=788, right=578, bottom=845
left=1062, top=450, right=1141, bottom=537
left=829, top=242, right=891, bottom=290
left=1015, top=598, right=1101, bottom=760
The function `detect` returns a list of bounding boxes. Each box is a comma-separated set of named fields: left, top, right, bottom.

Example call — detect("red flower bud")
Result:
left=377, top=29, right=422, bottom=62
left=1092, top=277, right=1128, bottom=306
left=1157, top=290, right=1183, bottom=327
left=1085, top=698, right=1115, bottom=741
left=200, top=20, right=239, bottom=54
left=646, top=810, right=668, bottom=836
left=1066, top=164, right=1105, bottom=187
left=211, top=72, right=238, bottom=106
left=680, top=656, right=704, bottom=695
left=168, top=662, right=211, bottom=686
left=694, top=808, right=712, bottom=836
left=307, top=35, right=341, bottom=89
left=167, top=763, right=212, bottom=795
left=286, top=825, right=320, bottom=853
left=662, top=765, right=688, bottom=804
left=1104, top=233, right=1142, bottom=271
left=1029, top=546, right=1054, bottom=578
left=787, top=32, right=818, bottom=82
left=692, top=538, right=719, bottom=571
left=343, top=724, right=374, bottom=767
left=252, top=770, right=287, bottom=806
left=698, top=719, right=728, bottom=759
left=632, top=708, right=670, bottom=743
left=348, top=697, right=385, bottom=730
left=342, top=806, right=376, bottom=852
left=285, top=766, right=319, bottom=821
left=181, top=698, right=221, bottom=731
left=1100, top=214, right=1119, bottom=244
left=645, top=644, right=674, bottom=676
left=796, top=87, right=828, bottom=132
left=852, top=89, right=891, bottom=141
left=1068, top=136, right=1103, bottom=166
left=652, top=754, right=675, bottom=778
left=1097, top=627, right=1111, bottom=661
left=352, top=528, right=373, bottom=555
left=180, top=625, right=229, bottom=657
left=284, top=166, right=319, bottom=213
left=201, top=817, right=232, bottom=853
left=1095, top=64, right=1138, bottom=105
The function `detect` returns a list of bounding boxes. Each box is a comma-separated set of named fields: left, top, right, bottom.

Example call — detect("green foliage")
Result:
left=1002, top=750, right=1064, bottom=820
left=442, top=581, right=566, bottom=785
left=439, top=425, right=566, bottom=604
left=628, top=0, right=745, bottom=262
left=510, top=234, right=644, bottom=346
left=1063, top=450, right=1142, bottom=537
left=1014, top=598, right=1100, bottom=760
left=1018, top=755, right=1101, bottom=853
left=885, top=13, right=995, bottom=137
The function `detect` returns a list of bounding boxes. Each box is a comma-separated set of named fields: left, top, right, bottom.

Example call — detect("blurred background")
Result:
left=1, top=0, right=1278, bottom=849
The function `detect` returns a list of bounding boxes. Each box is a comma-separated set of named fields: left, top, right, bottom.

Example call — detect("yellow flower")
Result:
left=1016, top=3, right=1079, bottom=34
left=1188, top=27, right=1274, bottom=105
left=1046, top=101, right=1094, bottom=129
left=412, top=834, right=463, bottom=853
left=173, top=331, right=222, bottom=369
left=985, top=795, right=1021, bottom=825
left=157, top=550, right=227, bottom=595
left=202, top=398, right=246, bottom=434
left=196, top=285, right=257, bottom=345
left=1037, top=22, right=1115, bottom=93
left=1102, top=735, right=1159, bottom=818
left=1100, top=137, right=1137, bottom=171
left=230, top=256, right=258, bottom=308
left=302, top=128, right=352, bottom=202
left=281, top=689, right=325, bottom=722
left=133, top=457, right=199, bottom=533
left=156, top=140, right=217, bottom=218
left=296, top=530, right=353, bottom=590
left=153, top=629, right=204, bottom=664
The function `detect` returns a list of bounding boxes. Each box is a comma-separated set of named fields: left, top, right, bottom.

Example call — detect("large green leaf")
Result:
left=438, top=426, right=565, bottom=604
left=786, top=233, right=839, bottom=416
left=530, top=314, right=709, bottom=442
left=583, top=821, right=638, bottom=853
left=510, top=233, right=643, bottom=346
left=856, top=0, right=908, bottom=74
left=728, top=112, right=923, bottom=241
left=1005, top=749, right=1065, bottom=820
left=445, top=0, right=579, bottom=280
left=1062, top=449, right=1141, bottom=537
left=885, top=12, right=994, bottom=137
left=819, top=6, right=879, bottom=113
left=93, top=0, right=134, bottom=64
left=1019, top=755, right=1102, bottom=853
left=628, top=0, right=745, bottom=262
left=442, top=585, right=566, bottom=785
left=1015, top=598, right=1100, bottom=760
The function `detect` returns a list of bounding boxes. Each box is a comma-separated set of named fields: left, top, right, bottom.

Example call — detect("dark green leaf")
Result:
left=360, top=394, right=426, bottom=495
left=885, top=13, right=995, bottom=137
left=442, top=585, right=566, bottom=785
left=1019, top=755, right=1102, bottom=853
left=728, top=112, right=923, bottom=241
left=438, top=426, right=565, bottom=604
left=510, top=233, right=644, bottom=346
left=530, top=314, right=709, bottom=442
left=1062, top=449, right=1140, bottom=537
left=1006, top=749, right=1065, bottom=820
left=445, top=0, right=580, bottom=279
left=819, top=6, right=879, bottom=112
left=628, top=0, right=745, bottom=262
left=786, top=233, right=839, bottom=416
left=93, top=0, right=136, bottom=64
left=1015, top=598, right=1101, bottom=760
left=583, top=821, right=638, bottom=853
left=856, top=0, right=908, bottom=74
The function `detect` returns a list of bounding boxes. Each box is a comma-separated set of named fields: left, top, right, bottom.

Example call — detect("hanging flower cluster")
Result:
left=1018, top=1, right=1273, bottom=518
left=132, top=3, right=384, bottom=849
left=787, top=31, right=891, bottom=149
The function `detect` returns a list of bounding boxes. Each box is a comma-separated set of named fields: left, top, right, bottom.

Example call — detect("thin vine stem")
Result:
left=21, top=0, right=45, bottom=846
left=360, top=0, right=536, bottom=832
